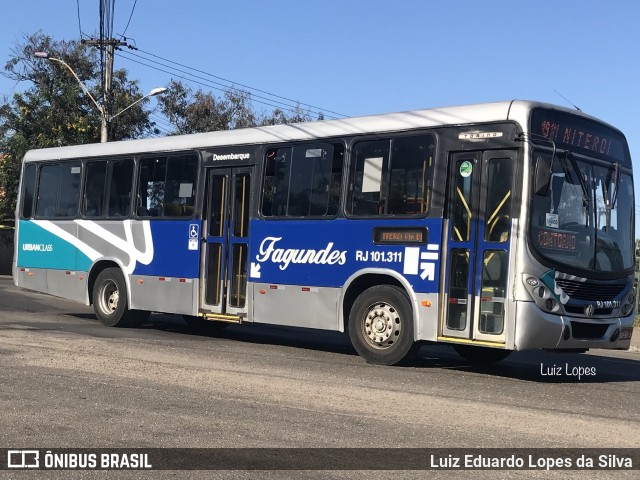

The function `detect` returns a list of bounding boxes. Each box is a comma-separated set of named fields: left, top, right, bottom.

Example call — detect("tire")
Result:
left=348, top=285, right=418, bottom=366
left=453, top=345, right=511, bottom=364
left=182, top=315, right=230, bottom=332
left=92, top=267, right=136, bottom=327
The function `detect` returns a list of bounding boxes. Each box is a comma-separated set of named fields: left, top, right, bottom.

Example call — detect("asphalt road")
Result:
left=0, top=275, right=639, bottom=479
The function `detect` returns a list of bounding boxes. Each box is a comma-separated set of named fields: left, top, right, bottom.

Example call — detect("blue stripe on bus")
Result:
left=132, top=220, right=201, bottom=278
left=248, top=218, right=444, bottom=293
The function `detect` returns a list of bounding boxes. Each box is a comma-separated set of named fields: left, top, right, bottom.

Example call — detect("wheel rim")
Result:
left=98, top=279, right=119, bottom=315
left=362, top=301, right=401, bottom=349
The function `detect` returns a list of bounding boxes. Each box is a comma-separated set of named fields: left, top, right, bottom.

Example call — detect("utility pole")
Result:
left=83, top=38, right=127, bottom=142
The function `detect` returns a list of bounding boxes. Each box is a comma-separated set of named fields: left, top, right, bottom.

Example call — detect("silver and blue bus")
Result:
left=13, top=100, right=636, bottom=365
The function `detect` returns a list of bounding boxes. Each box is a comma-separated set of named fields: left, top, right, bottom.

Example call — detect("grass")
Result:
left=635, top=316, right=640, bottom=327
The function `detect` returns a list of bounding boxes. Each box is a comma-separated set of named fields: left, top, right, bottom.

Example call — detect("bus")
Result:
left=13, top=100, right=636, bottom=365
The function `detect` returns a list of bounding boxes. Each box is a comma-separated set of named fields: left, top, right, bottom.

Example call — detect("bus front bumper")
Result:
left=515, top=301, right=633, bottom=351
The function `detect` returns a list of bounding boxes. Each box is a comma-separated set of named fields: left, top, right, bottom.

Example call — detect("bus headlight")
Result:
left=522, top=274, right=560, bottom=314
left=526, top=277, right=539, bottom=287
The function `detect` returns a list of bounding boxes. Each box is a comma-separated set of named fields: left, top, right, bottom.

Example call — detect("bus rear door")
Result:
left=200, top=166, right=253, bottom=318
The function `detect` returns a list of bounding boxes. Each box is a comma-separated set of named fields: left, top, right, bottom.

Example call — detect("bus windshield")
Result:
left=530, top=150, right=634, bottom=276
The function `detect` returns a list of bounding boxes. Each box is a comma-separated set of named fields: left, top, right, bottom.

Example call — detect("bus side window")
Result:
left=349, top=140, right=389, bottom=216
left=388, top=135, right=434, bottom=215
left=21, top=164, right=37, bottom=218
left=83, top=161, right=107, bottom=217
left=262, top=144, right=344, bottom=218
left=348, top=134, right=433, bottom=216
left=137, top=154, right=197, bottom=218
left=108, top=159, right=134, bottom=217
left=35, top=163, right=81, bottom=218
left=262, top=147, right=292, bottom=217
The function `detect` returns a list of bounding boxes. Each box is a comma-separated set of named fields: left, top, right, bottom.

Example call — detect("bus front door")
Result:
left=441, top=150, right=514, bottom=345
left=200, top=167, right=253, bottom=318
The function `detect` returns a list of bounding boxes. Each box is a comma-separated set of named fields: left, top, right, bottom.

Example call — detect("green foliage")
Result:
left=158, top=80, right=316, bottom=135
left=0, top=32, right=154, bottom=219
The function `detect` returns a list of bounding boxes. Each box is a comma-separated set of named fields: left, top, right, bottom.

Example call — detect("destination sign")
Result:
left=530, top=109, right=630, bottom=167
left=373, top=227, right=428, bottom=245
left=536, top=229, right=577, bottom=251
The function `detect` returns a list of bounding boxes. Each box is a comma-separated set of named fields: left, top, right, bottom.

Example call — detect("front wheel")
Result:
left=348, top=285, right=418, bottom=366
left=92, top=267, right=138, bottom=327
left=453, top=345, right=511, bottom=364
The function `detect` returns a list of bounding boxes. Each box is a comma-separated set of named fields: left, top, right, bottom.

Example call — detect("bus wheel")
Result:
left=348, top=285, right=418, bottom=366
left=93, top=268, right=135, bottom=327
left=453, top=345, right=511, bottom=364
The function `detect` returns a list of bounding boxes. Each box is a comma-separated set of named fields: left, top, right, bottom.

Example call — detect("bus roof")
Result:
left=21, top=100, right=616, bottom=162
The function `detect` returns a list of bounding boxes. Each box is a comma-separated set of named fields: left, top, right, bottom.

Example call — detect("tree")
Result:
left=0, top=32, right=155, bottom=219
left=158, top=80, right=257, bottom=135
left=158, top=80, right=315, bottom=135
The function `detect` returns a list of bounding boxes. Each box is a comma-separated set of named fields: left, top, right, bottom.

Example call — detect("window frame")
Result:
left=135, top=152, right=200, bottom=219
left=259, top=141, right=346, bottom=220
left=33, top=161, right=83, bottom=220
left=81, top=156, right=136, bottom=220
left=19, top=163, right=37, bottom=219
left=345, top=132, right=436, bottom=219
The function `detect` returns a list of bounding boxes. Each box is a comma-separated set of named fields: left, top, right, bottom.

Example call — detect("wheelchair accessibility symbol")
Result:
left=188, top=224, right=199, bottom=250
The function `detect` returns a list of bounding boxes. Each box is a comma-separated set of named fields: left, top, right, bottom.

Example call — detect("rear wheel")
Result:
left=348, top=285, right=418, bottom=366
left=453, top=345, right=511, bottom=364
left=92, top=267, right=138, bottom=327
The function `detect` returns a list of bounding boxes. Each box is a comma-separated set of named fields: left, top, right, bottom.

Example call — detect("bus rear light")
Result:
left=78, top=275, right=84, bottom=281
left=269, top=285, right=278, bottom=290
left=159, top=277, right=166, bottom=282
left=259, top=289, right=266, bottom=295
left=179, top=278, right=186, bottom=283
left=302, top=287, right=310, bottom=292
left=20, top=268, right=25, bottom=272
left=28, top=272, right=34, bottom=277
left=138, top=279, right=144, bottom=284
left=421, top=300, right=432, bottom=307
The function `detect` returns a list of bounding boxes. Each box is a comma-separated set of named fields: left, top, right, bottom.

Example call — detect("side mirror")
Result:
left=534, top=155, right=551, bottom=195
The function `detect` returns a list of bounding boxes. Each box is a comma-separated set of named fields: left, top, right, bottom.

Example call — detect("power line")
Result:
left=121, top=0, right=138, bottom=38
left=121, top=50, right=333, bottom=118
left=76, top=0, right=84, bottom=38
left=117, top=51, right=334, bottom=119
left=131, top=47, right=346, bottom=118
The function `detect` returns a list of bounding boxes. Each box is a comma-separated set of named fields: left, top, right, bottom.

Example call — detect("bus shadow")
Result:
left=145, top=313, right=357, bottom=357
left=70, top=312, right=640, bottom=383
left=410, top=346, right=640, bottom=384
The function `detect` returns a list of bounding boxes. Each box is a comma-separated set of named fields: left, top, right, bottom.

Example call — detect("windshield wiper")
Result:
left=609, top=162, right=620, bottom=209
left=559, top=151, right=590, bottom=209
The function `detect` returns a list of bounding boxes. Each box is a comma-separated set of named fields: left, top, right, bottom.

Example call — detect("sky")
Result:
left=1, top=0, right=640, bottom=231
